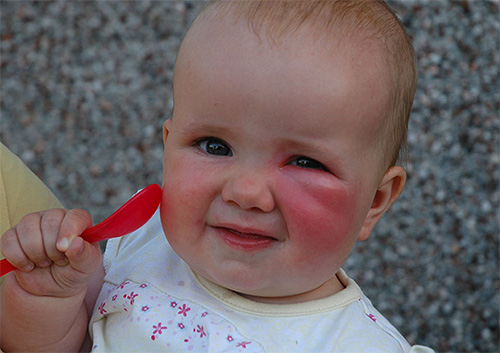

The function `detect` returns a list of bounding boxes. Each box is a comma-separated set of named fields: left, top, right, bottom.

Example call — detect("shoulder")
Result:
left=304, top=270, right=412, bottom=352
left=326, top=296, right=411, bottom=352
left=330, top=272, right=435, bottom=352
left=104, top=209, right=164, bottom=262
left=102, top=209, right=170, bottom=283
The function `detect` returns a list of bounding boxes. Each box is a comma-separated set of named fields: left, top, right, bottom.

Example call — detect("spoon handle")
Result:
left=0, top=259, right=16, bottom=276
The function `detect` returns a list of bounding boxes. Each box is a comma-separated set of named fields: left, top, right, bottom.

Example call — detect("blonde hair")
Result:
left=194, top=0, right=417, bottom=167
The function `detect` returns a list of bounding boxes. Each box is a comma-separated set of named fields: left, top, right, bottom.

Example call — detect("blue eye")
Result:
left=290, top=156, right=329, bottom=171
left=197, top=137, right=233, bottom=156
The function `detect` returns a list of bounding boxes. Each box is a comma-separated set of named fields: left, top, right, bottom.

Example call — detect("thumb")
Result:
left=64, top=237, right=101, bottom=276
left=56, top=209, right=93, bottom=253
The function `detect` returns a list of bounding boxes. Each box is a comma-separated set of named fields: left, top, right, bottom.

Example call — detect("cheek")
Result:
left=162, top=148, right=219, bottom=197
left=160, top=153, right=212, bottom=234
left=277, top=172, right=362, bottom=258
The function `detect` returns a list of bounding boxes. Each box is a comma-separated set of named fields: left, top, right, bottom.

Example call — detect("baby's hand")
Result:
left=0, top=209, right=102, bottom=298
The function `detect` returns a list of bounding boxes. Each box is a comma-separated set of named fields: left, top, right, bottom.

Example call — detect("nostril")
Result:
left=221, top=177, right=275, bottom=212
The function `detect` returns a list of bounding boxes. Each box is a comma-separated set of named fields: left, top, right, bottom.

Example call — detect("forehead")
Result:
left=174, top=13, right=392, bottom=157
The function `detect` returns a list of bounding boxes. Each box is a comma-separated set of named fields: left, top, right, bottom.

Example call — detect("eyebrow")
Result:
left=179, top=121, right=233, bottom=138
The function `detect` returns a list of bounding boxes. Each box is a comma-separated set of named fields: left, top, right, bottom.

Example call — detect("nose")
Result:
left=221, top=167, right=275, bottom=212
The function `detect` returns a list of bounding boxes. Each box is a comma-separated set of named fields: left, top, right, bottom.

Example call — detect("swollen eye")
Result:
left=198, top=137, right=233, bottom=156
left=291, top=157, right=329, bottom=171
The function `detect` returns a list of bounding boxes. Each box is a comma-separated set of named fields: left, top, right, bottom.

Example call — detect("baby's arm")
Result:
left=0, top=209, right=104, bottom=352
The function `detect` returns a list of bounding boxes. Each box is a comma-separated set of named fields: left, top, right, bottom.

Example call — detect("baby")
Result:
left=0, top=1, right=433, bottom=352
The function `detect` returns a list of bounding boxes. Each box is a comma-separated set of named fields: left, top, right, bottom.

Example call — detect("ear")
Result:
left=358, top=166, right=406, bottom=241
left=163, top=119, right=172, bottom=145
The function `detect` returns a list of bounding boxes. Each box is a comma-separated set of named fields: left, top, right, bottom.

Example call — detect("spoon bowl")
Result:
left=0, top=184, right=162, bottom=277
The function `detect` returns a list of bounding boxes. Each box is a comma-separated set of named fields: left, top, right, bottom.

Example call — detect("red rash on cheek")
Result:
left=277, top=172, right=359, bottom=258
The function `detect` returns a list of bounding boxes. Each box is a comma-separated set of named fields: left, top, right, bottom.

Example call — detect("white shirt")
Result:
left=89, top=210, right=433, bottom=353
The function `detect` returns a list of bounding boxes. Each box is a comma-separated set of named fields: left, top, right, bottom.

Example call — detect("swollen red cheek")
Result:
left=277, top=177, right=357, bottom=251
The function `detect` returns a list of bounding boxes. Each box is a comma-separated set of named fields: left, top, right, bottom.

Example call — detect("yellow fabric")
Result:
left=0, top=144, right=63, bottom=352
left=0, top=142, right=63, bottom=261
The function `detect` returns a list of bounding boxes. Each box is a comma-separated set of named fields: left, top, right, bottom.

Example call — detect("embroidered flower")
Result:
left=227, top=335, right=234, bottom=342
left=140, top=283, right=148, bottom=289
left=196, top=324, right=207, bottom=338
left=178, top=323, right=185, bottom=329
left=151, top=322, right=168, bottom=341
left=142, top=305, right=150, bottom=312
left=118, top=281, right=130, bottom=289
left=237, top=341, right=251, bottom=348
left=126, top=291, right=139, bottom=305
left=367, top=313, right=377, bottom=322
left=201, top=311, right=208, bottom=317
left=98, top=302, right=107, bottom=315
left=112, top=294, right=118, bottom=301
left=170, top=301, right=178, bottom=308
left=178, top=303, right=191, bottom=317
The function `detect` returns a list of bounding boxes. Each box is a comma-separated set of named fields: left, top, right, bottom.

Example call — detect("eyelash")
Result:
left=289, top=156, right=330, bottom=172
left=195, top=137, right=233, bottom=156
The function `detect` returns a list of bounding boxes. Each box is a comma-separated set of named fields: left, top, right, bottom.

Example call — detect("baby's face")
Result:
left=161, top=16, right=394, bottom=302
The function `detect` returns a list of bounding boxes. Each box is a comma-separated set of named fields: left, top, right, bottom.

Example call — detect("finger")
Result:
left=16, top=213, right=51, bottom=268
left=0, top=228, right=35, bottom=272
left=56, top=209, right=93, bottom=252
left=40, top=209, right=68, bottom=266
left=64, top=237, right=102, bottom=276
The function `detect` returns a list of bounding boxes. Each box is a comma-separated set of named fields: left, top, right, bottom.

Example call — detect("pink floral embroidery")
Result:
left=151, top=322, right=168, bottom=341
left=237, top=341, right=251, bottom=348
left=178, top=303, right=191, bottom=316
left=112, top=294, right=118, bottom=301
left=196, top=324, right=207, bottom=338
left=227, top=335, right=234, bottom=342
left=124, top=291, right=139, bottom=305
left=367, top=313, right=377, bottom=322
left=170, top=301, right=178, bottom=308
left=98, top=302, right=107, bottom=315
left=142, top=305, right=150, bottom=312
left=178, top=323, right=185, bottom=329
left=140, top=283, right=148, bottom=288
left=118, top=281, right=130, bottom=289
left=201, top=311, right=208, bottom=317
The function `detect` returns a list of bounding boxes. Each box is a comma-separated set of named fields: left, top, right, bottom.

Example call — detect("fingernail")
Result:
left=39, top=260, right=51, bottom=268
left=58, top=238, right=69, bottom=251
left=23, top=263, right=34, bottom=272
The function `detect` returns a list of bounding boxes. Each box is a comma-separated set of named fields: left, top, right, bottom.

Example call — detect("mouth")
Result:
left=211, top=226, right=277, bottom=251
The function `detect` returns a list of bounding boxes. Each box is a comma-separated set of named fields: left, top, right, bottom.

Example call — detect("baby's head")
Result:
left=183, top=0, right=417, bottom=169
left=160, top=0, right=417, bottom=303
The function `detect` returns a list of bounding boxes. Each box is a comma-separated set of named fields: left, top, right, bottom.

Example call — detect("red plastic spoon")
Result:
left=0, top=184, right=162, bottom=277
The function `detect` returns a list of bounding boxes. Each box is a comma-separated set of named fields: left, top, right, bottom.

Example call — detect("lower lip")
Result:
left=213, top=227, right=275, bottom=251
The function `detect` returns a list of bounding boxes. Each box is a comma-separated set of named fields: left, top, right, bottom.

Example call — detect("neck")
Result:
left=239, top=273, right=346, bottom=305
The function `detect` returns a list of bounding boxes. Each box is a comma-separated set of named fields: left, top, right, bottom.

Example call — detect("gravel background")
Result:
left=1, top=1, right=498, bottom=352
